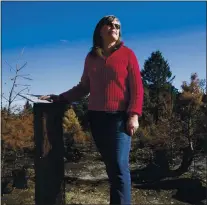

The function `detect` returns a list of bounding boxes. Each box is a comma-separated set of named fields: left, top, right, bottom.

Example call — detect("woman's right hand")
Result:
left=126, top=114, right=139, bottom=136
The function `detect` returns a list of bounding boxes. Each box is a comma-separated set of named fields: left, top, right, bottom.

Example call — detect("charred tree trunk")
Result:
left=169, top=146, right=194, bottom=177
left=169, top=111, right=194, bottom=177
left=154, top=149, right=170, bottom=172
left=34, top=103, right=67, bottom=205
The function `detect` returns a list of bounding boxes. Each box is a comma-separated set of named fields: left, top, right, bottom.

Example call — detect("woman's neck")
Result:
left=103, top=41, right=116, bottom=56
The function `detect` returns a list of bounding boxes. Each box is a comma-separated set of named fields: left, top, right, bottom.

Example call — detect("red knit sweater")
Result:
left=59, top=42, right=144, bottom=116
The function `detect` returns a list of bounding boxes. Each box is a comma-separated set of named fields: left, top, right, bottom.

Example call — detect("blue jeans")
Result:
left=89, top=111, right=131, bottom=205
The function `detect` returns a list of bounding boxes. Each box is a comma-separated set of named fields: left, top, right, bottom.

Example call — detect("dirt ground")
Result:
left=1, top=145, right=207, bottom=205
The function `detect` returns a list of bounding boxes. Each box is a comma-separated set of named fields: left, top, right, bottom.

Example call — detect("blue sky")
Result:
left=2, top=1, right=206, bottom=108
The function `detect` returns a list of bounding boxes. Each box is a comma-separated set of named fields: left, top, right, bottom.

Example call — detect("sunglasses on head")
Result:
left=105, top=22, right=120, bottom=30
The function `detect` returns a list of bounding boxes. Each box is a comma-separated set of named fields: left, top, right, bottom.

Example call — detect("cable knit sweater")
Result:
left=59, top=42, right=144, bottom=116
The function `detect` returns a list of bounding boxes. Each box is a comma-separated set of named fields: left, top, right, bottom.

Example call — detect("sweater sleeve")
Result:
left=58, top=54, right=90, bottom=103
left=127, top=50, right=144, bottom=116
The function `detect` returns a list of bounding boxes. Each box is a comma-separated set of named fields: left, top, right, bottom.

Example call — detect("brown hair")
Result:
left=90, top=15, right=122, bottom=57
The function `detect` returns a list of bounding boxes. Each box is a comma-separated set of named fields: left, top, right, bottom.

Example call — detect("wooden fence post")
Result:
left=33, top=103, right=66, bottom=205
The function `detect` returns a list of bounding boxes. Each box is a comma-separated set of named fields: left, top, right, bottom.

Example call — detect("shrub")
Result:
left=2, top=111, right=34, bottom=151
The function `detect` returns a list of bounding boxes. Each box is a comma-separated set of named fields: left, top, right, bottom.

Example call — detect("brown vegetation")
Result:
left=62, top=107, right=91, bottom=144
left=2, top=111, right=34, bottom=150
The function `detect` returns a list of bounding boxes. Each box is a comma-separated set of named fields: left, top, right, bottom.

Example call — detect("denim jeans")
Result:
left=89, top=111, right=131, bottom=205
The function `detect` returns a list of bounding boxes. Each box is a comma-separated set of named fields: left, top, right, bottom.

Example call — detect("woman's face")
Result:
left=100, top=18, right=121, bottom=43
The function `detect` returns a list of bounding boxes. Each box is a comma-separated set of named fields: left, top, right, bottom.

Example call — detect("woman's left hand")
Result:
left=126, top=114, right=139, bottom=136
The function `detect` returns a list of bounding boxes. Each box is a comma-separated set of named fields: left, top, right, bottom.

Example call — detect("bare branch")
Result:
left=1, top=94, right=9, bottom=102
left=12, top=98, right=26, bottom=102
left=16, top=74, right=32, bottom=80
left=11, top=88, right=29, bottom=103
left=17, top=47, right=26, bottom=62
left=4, top=61, right=15, bottom=72
left=17, top=74, right=30, bottom=77
left=14, top=84, right=31, bottom=87
left=22, top=77, right=33, bottom=81
left=4, top=48, right=31, bottom=114
left=20, top=47, right=25, bottom=57
left=17, top=62, right=27, bottom=72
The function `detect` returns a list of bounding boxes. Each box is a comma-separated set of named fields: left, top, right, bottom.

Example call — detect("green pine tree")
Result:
left=141, top=50, right=175, bottom=123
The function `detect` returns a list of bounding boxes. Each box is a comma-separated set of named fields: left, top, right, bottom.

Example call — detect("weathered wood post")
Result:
left=33, top=103, right=67, bottom=205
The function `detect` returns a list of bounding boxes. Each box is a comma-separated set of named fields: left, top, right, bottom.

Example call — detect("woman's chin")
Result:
left=108, top=35, right=118, bottom=42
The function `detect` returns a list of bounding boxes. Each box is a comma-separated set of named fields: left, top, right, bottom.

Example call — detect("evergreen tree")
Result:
left=141, top=50, right=175, bottom=123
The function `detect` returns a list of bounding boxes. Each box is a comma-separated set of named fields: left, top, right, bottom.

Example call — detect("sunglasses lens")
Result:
left=106, top=22, right=120, bottom=30
left=115, top=24, right=120, bottom=29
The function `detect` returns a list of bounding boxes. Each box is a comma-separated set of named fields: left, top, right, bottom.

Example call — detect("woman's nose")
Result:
left=111, top=24, right=116, bottom=29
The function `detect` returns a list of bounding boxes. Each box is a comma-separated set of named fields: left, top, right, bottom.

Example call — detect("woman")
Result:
left=40, top=15, right=144, bottom=204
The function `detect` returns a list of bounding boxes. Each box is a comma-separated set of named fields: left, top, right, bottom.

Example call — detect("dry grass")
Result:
left=2, top=112, right=34, bottom=150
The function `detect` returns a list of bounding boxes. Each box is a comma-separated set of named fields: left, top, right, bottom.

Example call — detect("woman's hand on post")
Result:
left=38, top=94, right=59, bottom=102
left=126, top=113, right=139, bottom=136
left=39, top=95, right=51, bottom=100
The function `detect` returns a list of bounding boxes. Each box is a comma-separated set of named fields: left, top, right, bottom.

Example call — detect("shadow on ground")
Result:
left=131, top=166, right=207, bottom=205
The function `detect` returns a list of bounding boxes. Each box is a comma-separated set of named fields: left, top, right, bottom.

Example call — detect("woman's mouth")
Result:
left=109, top=30, right=117, bottom=35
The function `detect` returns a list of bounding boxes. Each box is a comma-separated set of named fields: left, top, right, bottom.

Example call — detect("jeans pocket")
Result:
left=114, top=112, right=129, bottom=135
